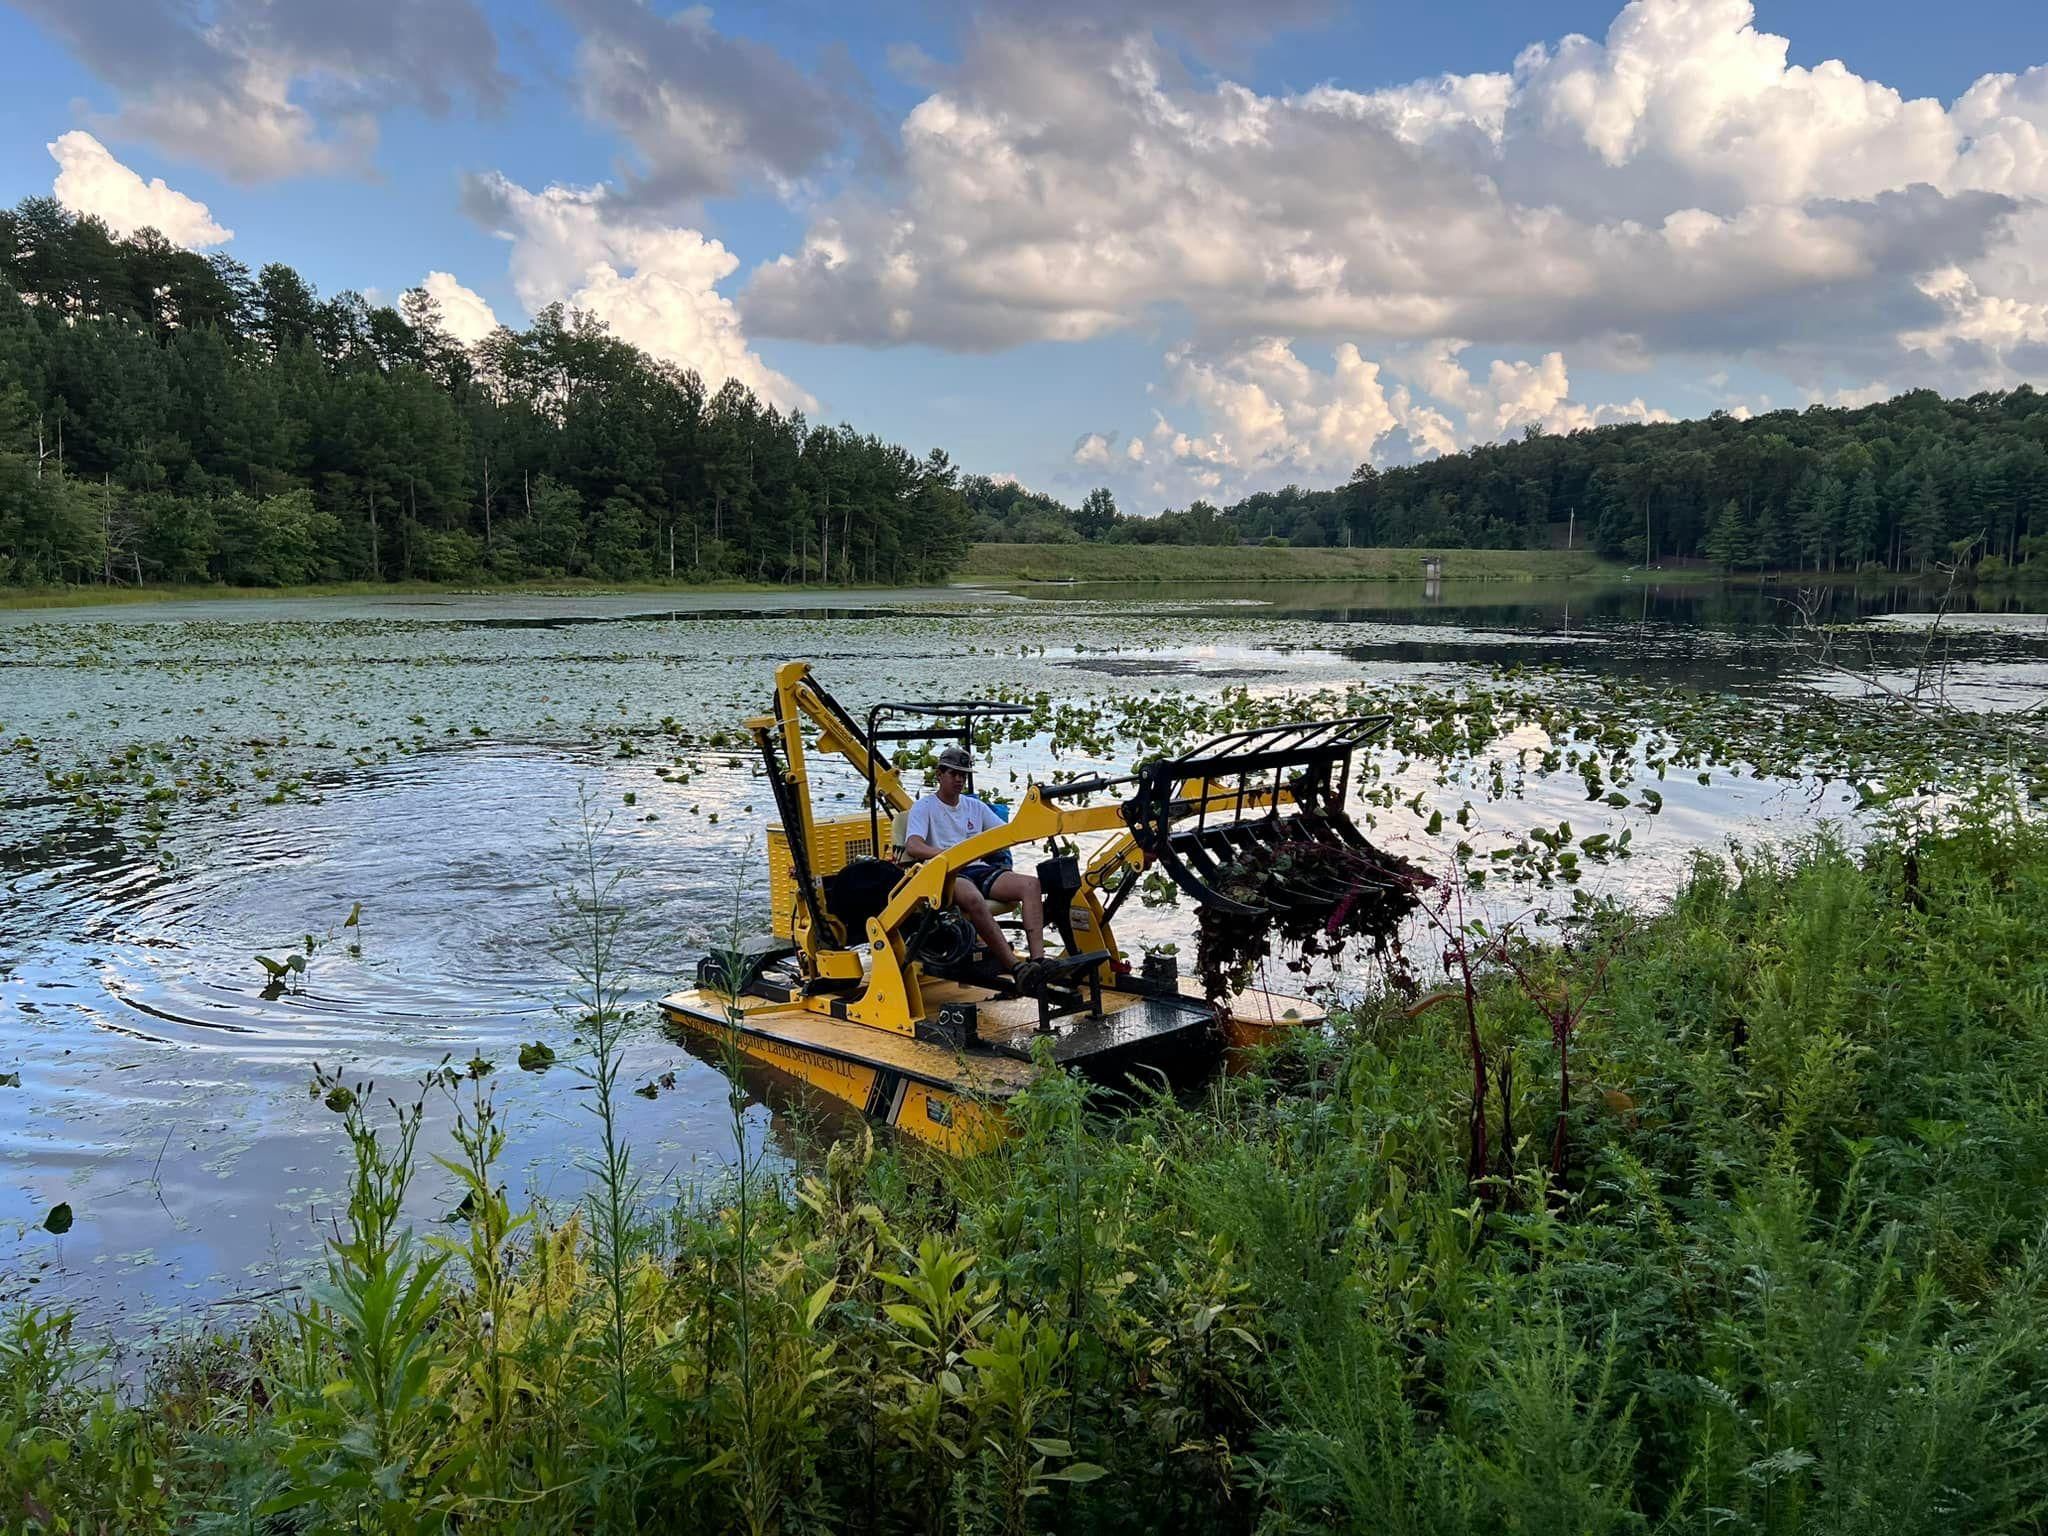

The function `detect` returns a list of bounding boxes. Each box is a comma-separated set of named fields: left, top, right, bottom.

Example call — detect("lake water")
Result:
left=3, top=576, right=2044, bottom=1334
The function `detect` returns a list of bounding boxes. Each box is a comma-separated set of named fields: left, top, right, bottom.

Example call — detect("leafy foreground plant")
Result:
left=6, top=808, right=2048, bottom=1533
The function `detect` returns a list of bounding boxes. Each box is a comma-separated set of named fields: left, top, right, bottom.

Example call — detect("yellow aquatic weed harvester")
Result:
left=661, top=661, right=1394, bottom=1152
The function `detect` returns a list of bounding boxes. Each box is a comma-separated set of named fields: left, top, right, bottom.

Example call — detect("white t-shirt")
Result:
left=906, top=792, right=1003, bottom=855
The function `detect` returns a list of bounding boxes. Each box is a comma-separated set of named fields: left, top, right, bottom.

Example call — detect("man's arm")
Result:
left=904, top=833, right=942, bottom=861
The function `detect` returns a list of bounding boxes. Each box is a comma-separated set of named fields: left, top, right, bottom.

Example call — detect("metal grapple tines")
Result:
left=1124, top=716, right=1393, bottom=917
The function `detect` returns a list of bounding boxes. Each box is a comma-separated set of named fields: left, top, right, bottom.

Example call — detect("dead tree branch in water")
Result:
left=1778, top=536, right=1981, bottom=718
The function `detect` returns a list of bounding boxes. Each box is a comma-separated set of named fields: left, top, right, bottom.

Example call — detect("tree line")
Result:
left=972, top=389, right=2048, bottom=577
left=0, top=197, right=974, bottom=588
left=8, top=193, right=2043, bottom=590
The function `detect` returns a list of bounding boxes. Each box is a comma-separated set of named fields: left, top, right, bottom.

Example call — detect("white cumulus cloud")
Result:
left=48, top=131, right=232, bottom=248
left=1390, top=342, right=1675, bottom=438
left=1117, top=338, right=1673, bottom=504
left=1071, top=431, right=1115, bottom=466
left=743, top=0, right=2047, bottom=401
left=463, top=172, right=813, bottom=413
left=420, top=271, right=500, bottom=347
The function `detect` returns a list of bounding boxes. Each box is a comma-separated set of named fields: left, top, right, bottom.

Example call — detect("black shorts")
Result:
left=956, top=861, right=1008, bottom=898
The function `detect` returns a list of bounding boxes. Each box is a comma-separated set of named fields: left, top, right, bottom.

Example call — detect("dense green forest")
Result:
left=0, top=198, right=973, bottom=588
left=6, top=195, right=2045, bottom=590
left=971, top=390, right=2048, bottom=577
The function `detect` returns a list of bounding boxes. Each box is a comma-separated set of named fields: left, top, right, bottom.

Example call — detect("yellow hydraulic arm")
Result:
left=841, top=776, right=1316, bottom=1032
left=747, top=660, right=916, bottom=861
left=741, top=660, right=1385, bottom=1037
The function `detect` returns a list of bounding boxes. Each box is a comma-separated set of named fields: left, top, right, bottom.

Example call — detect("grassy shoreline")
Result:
left=0, top=575, right=913, bottom=612
left=8, top=546, right=1998, bottom=610
left=959, top=542, right=1622, bottom=583
left=9, top=810, right=2046, bottom=1532
left=0, top=548, right=1613, bottom=611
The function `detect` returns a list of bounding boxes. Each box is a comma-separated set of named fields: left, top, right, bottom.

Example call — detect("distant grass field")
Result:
left=959, top=542, right=1621, bottom=583
left=0, top=575, right=891, bottom=612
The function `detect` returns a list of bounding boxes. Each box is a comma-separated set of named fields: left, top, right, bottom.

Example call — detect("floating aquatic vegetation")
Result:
left=3, top=589, right=2042, bottom=1322
left=254, top=952, right=307, bottom=997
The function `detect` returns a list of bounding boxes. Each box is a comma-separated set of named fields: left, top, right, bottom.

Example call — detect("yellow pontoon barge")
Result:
left=662, top=662, right=1386, bottom=1153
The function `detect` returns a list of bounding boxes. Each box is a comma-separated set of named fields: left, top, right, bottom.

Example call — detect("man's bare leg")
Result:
left=953, top=878, right=1021, bottom=970
left=986, top=872, right=1045, bottom=961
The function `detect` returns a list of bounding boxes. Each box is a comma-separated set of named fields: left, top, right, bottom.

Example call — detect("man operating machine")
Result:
left=902, top=744, right=1049, bottom=989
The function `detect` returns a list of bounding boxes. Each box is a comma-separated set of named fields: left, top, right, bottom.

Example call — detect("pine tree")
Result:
left=1750, top=500, right=1785, bottom=571
left=254, top=264, right=320, bottom=357
left=1903, top=477, right=1945, bottom=571
left=1788, top=471, right=1822, bottom=570
left=1808, top=474, right=1845, bottom=571
left=1704, top=498, right=1749, bottom=572
left=1844, top=470, right=1879, bottom=570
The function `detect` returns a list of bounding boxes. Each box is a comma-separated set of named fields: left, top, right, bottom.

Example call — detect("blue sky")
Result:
left=5, top=0, right=2047, bottom=511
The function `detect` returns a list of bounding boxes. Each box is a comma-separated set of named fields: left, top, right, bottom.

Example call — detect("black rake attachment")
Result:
left=1123, top=715, right=1394, bottom=918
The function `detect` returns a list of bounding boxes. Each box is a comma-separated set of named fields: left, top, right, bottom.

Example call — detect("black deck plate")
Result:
left=1044, top=993, right=1215, bottom=1067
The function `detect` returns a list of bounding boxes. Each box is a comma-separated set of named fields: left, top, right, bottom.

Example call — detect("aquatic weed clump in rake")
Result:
left=1192, top=836, right=1432, bottom=1002
left=1109, top=713, right=1432, bottom=1001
